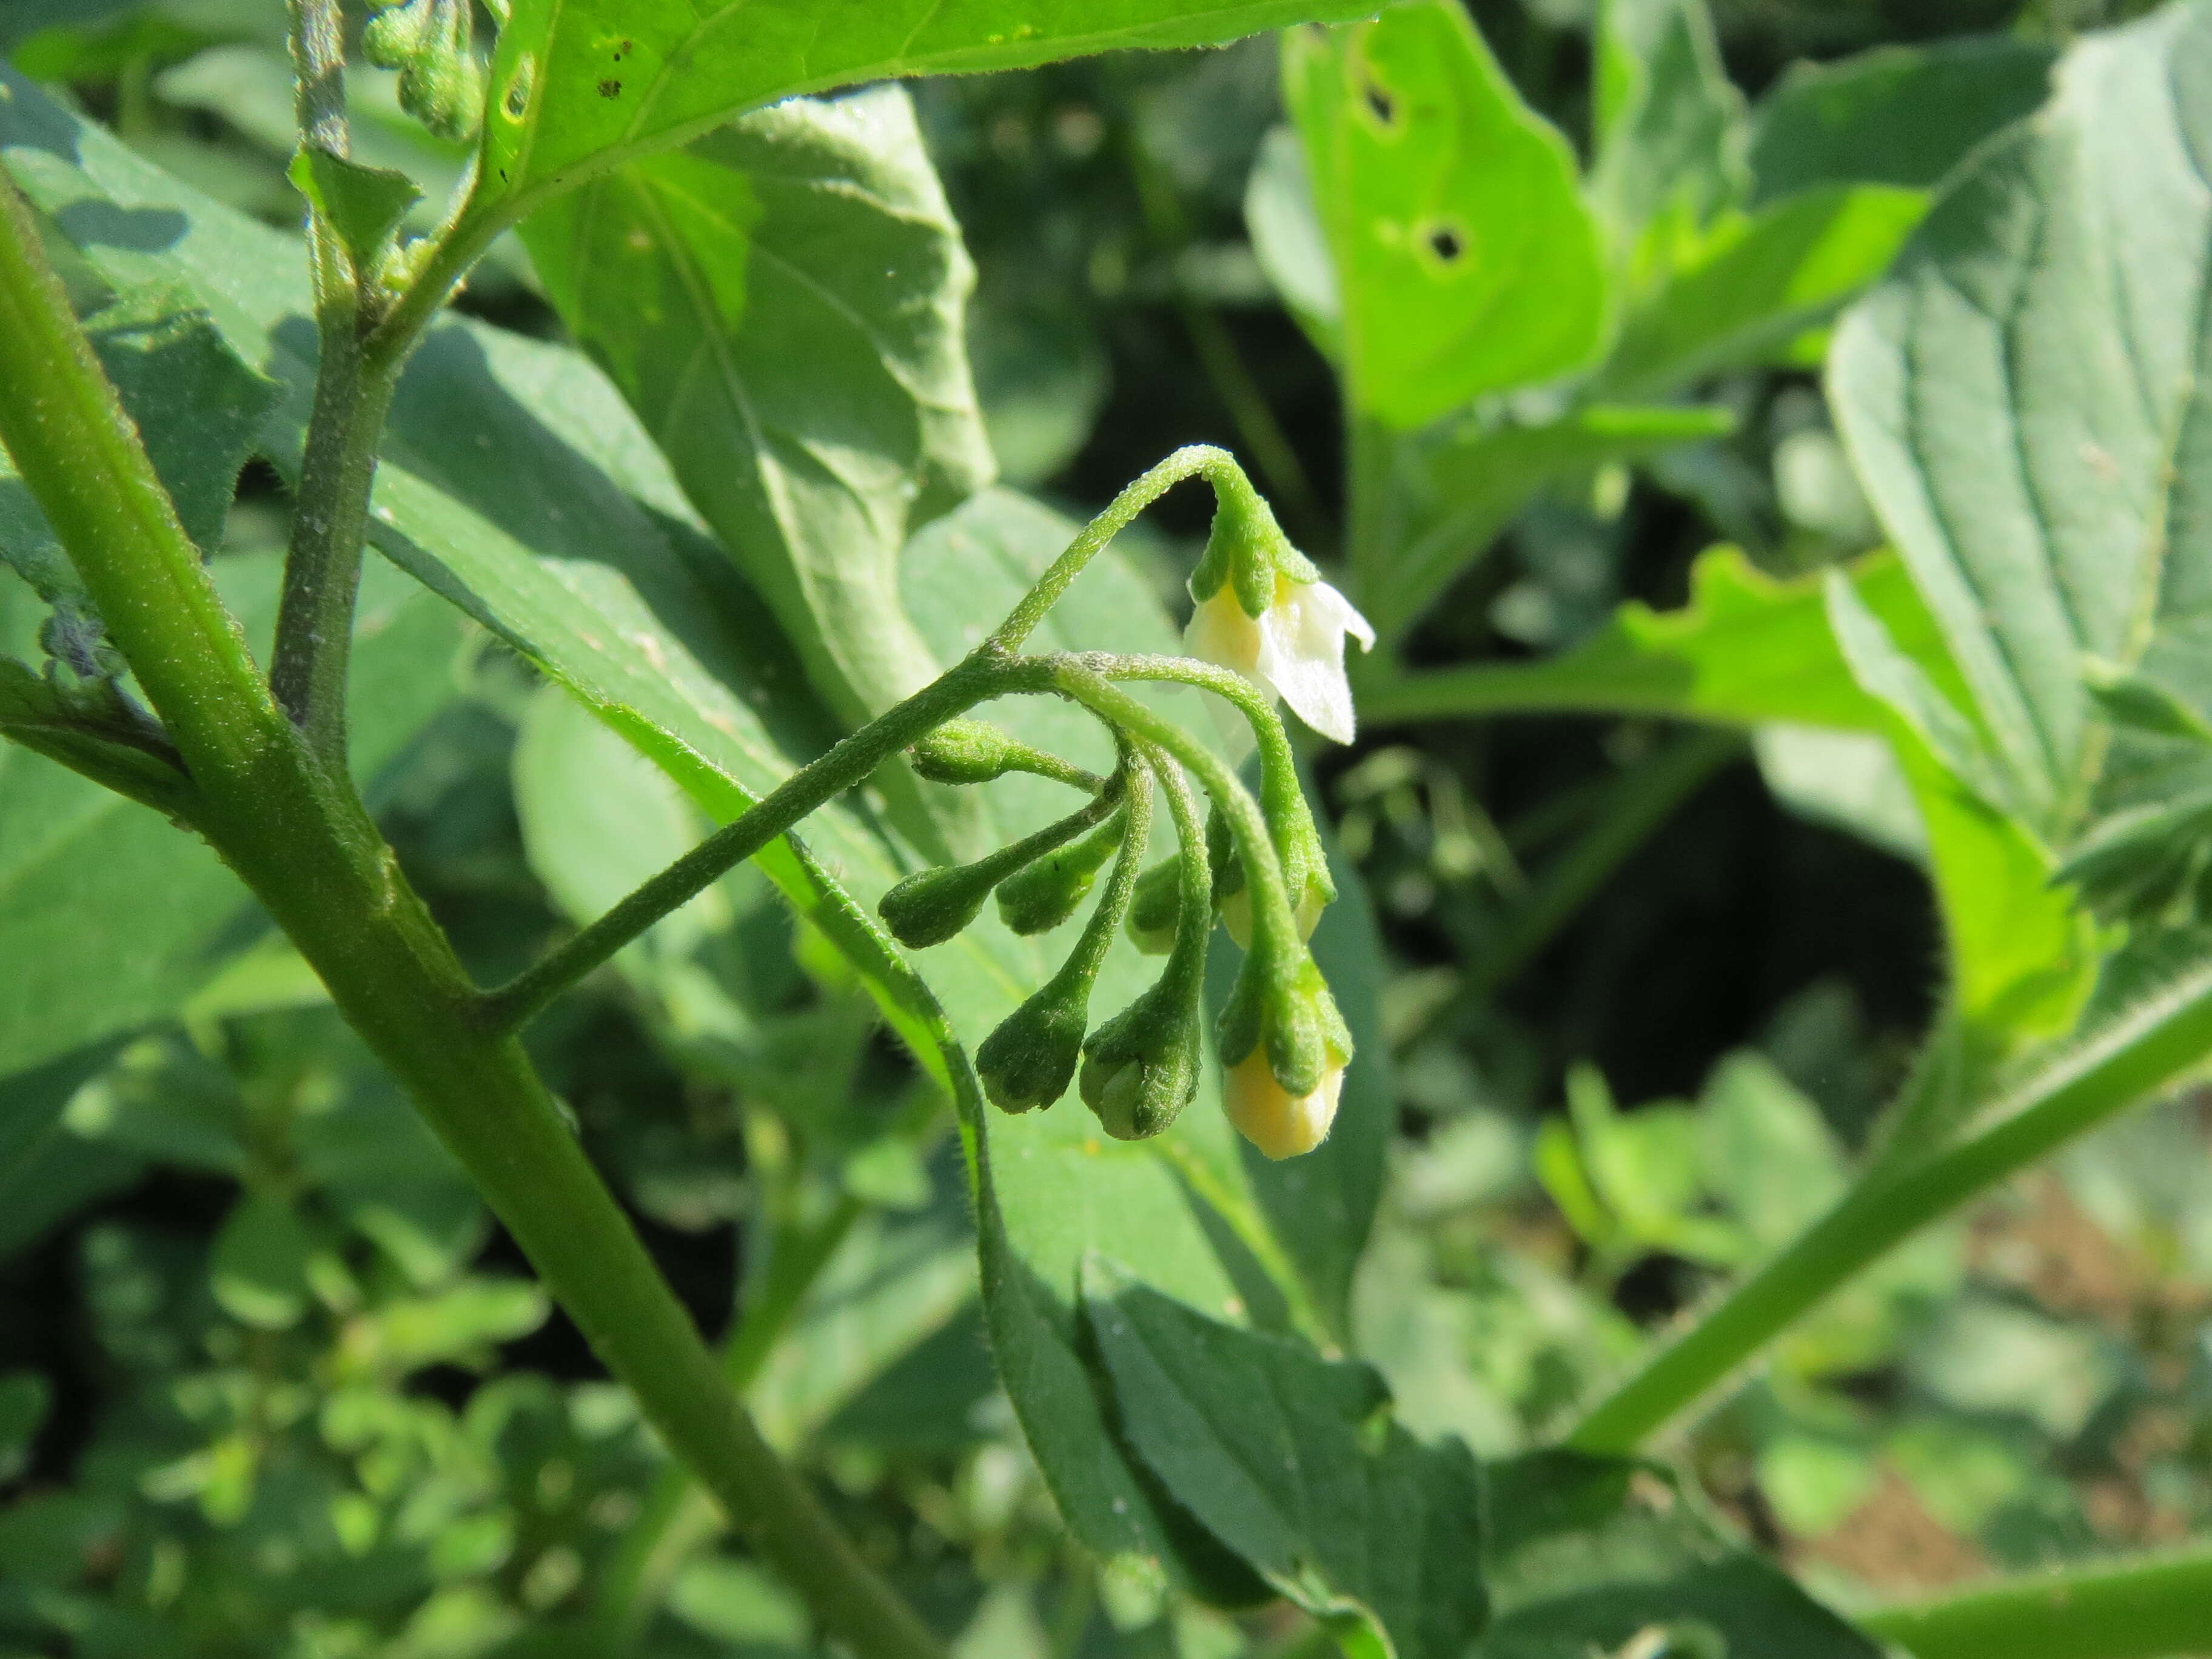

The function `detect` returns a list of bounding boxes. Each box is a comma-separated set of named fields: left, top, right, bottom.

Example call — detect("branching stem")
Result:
left=1857, top=1541, right=2212, bottom=1659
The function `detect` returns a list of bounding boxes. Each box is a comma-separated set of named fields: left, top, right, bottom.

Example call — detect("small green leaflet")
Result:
left=1282, top=0, right=1607, bottom=431
left=287, top=147, right=422, bottom=272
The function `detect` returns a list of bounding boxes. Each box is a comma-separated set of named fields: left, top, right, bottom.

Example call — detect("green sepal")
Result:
left=1188, top=471, right=1316, bottom=616
left=997, top=809, right=1126, bottom=935
left=287, top=149, right=423, bottom=275
left=1125, top=857, right=1183, bottom=954
left=1217, top=944, right=1346, bottom=1099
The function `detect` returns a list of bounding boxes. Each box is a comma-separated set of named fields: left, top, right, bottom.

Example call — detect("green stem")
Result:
left=989, top=445, right=1245, bottom=653
left=1468, top=729, right=1741, bottom=999
left=1859, top=1543, right=2212, bottom=1659
left=272, top=0, right=387, bottom=766
left=1046, top=659, right=1302, bottom=966
left=1566, top=954, right=2212, bottom=1454
left=484, top=654, right=1048, bottom=1033
left=269, top=333, right=399, bottom=765
left=0, top=169, right=945, bottom=1659
left=595, top=1191, right=867, bottom=1644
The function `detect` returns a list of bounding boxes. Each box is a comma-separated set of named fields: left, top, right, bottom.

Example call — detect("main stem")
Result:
left=0, top=172, right=944, bottom=1659
left=1857, top=1542, right=2212, bottom=1659
left=1567, top=956, right=2212, bottom=1453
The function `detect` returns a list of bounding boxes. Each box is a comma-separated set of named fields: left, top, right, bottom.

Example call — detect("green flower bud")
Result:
left=1124, top=858, right=1182, bottom=954
left=977, top=968, right=1092, bottom=1114
left=877, top=861, right=999, bottom=949
left=1188, top=470, right=1318, bottom=619
left=996, top=811, right=1125, bottom=936
left=910, top=719, right=1024, bottom=785
left=362, top=0, right=433, bottom=70
left=879, top=794, right=1120, bottom=949
left=1079, top=973, right=1204, bottom=1141
left=395, top=0, right=484, bottom=142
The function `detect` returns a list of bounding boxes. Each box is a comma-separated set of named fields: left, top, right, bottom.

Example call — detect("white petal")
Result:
left=1251, top=578, right=1370, bottom=744
left=1184, top=588, right=1264, bottom=681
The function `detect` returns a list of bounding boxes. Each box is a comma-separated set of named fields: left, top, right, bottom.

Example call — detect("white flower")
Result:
left=1223, top=1042, right=1347, bottom=1159
left=1185, top=572, right=1376, bottom=745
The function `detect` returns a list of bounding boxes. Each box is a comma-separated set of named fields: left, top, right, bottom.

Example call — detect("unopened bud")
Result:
left=362, top=0, right=433, bottom=69
left=379, top=0, right=484, bottom=142
left=878, top=862, right=998, bottom=949
left=977, top=968, right=1093, bottom=1114
left=1125, top=859, right=1182, bottom=954
left=997, top=811, right=1125, bottom=935
left=910, top=719, right=1024, bottom=785
left=1079, top=973, right=1204, bottom=1142
left=1217, top=951, right=1351, bottom=1159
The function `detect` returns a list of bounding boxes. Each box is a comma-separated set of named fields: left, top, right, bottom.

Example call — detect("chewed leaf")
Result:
left=1284, top=0, right=1607, bottom=430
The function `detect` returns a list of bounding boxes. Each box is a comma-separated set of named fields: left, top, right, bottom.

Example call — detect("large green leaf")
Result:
left=1281, top=0, right=1606, bottom=431
left=471, top=0, right=1379, bottom=230
left=522, top=88, right=992, bottom=743
left=1476, top=1451, right=1879, bottom=1658
left=1830, top=1, right=2212, bottom=842
left=1748, top=36, right=2057, bottom=207
left=1086, top=1266, right=1487, bottom=1659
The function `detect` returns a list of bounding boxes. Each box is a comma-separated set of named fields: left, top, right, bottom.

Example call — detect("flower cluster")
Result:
left=874, top=457, right=1370, bottom=1160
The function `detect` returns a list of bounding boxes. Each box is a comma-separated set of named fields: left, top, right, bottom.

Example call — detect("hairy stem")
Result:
left=484, top=654, right=1050, bottom=1033
left=990, top=444, right=1246, bottom=653
left=0, top=165, right=945, bottom=1659
left=1858, top=1543, right=2212, bottom=1659
left=1566, top=956, right=2212, bottom=1453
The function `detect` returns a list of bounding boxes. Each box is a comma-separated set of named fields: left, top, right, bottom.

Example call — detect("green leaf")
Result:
left=1476, top=1451, right=1880, bottom=1657
left=1085, top=1264, right=1487, bottom=1659
left=521, top=88, right=992, bottom=743
left=1748, top=37, right=2056, bottom=207
left=1603, top=184, right=1925, bottom=398
left=1589, top=0, right=1746, bottom=268
left=472, top=0, right=1381, bottom=229
left=0, top=1370, right=47, bottom=1483
left=209, top=1191, right=315, bottom=1330
left=1829, top=2, right=2212, bottom=842
left=0, top=1043, right=136, bottom=1260
left=1244, top=124, right=1339, bottom=360
left=1363, top=404, right=1734, bottom=641
left=286, top=147, right=423, bottom=271
left=1281, top=0, right=1607, bottom=429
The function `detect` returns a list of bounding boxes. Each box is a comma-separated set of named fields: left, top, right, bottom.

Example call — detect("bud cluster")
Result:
left=363, top=0, right=487, bottom=142
left=869, top=456, right=1366, bottom=1159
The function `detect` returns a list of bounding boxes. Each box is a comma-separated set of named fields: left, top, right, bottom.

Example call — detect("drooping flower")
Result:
left=1215, top=945, right=1354, bottom=1161
left=1186, top=571, right=1376, bottom=745
left=1184, top=474, right=1375, bottom=745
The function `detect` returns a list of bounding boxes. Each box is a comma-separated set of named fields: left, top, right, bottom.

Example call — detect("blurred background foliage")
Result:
left=3, top=1, right=2208, bottom=1655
